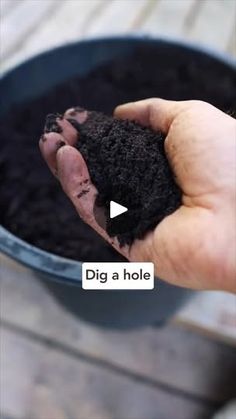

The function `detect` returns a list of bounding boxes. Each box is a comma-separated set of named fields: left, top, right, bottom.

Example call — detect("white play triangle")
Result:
left=110, top=201, right=128, bottom=219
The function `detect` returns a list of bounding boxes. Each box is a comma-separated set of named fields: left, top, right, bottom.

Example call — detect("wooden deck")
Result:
left=1, top=1, right=236, bottom=418
left=1, top=0, right=235, bottom=75
left=1, top=254, right=236, bottom=419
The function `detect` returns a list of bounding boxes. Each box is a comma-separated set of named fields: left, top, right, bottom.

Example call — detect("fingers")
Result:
left=39, top=117, right=78, bottom=175
left=39, top=132, right=66, bottom=175
left=57, top=117, right=78, bottom=143
left=56, top=145, right=96, bottom=221
left=39, top=107, right=89, bottom=175
left=56, top=145, right=129, bottom=258
left=115, top=98, right=189, bottom=133
left=39, top=107, right=130, bottom=258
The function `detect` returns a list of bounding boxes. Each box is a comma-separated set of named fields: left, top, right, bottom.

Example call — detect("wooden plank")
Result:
left=1, top=328, right=44, bottom=419
left=1, top=327, right=215, bottom=419
left=213, top=400, right=236, bottom=419
left=1, top=254, right=236, bottom=403
left=20, top=0, right=106, bottom=48
left=2, top=0, right=235, bottom=75
left=1, top=0, right=58, bottom=61
left=84, top=0, right=150, bottom=36
left=227, top=27, right=236, bottom=56
left=141, top=0, right=196, bottom=36
left=0, top=0, right=106, bottom=75
left=188, top=0, right=236, bottom=52
left=0, top=0, right=22, bottom=18
left=174, top=291, right=236, bottom=345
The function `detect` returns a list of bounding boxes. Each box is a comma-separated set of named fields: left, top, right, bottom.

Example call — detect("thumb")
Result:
left=115, top=98, right=191, bottom=133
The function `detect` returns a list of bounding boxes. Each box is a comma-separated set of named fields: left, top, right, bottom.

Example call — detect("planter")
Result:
left=0, top=36, right=235, bottom=328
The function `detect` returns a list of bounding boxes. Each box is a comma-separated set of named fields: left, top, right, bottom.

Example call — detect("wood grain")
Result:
left=1, top=0, right=235, bottom=75
left=141, top=0, right=196, bottom=36
left=175, top=291, right=236, bottom=345
left=0, top=0, right=23, bottom=18
left=1, top=328, right=216, bottom=419
left=1, top=0, right=106, bottom=74
left=1, top=255, right=236, bottom=404
left=188, top=0, right=236, bottom=52
left=84, top=0, right=149, bottom=36
left=1, top=328, right=44, bottom=419
left=1, top=0, right=58, bottom=61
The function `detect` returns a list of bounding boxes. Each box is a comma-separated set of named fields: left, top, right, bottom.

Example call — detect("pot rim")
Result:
left=0, top=35, right=235, bottom=284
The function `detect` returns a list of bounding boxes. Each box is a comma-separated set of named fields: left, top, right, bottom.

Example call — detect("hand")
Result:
left=39, top=100, right=236, bottom=292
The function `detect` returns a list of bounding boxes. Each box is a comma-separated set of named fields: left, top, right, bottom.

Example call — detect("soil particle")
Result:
left=44, top=113, right=63, bottom=134
left=77, top=189, right=90, bottom=199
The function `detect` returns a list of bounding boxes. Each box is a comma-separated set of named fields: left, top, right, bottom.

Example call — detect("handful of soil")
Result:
left=1, top=45, right=235, bottom=261
left=45, top=110, right=182, bottom=246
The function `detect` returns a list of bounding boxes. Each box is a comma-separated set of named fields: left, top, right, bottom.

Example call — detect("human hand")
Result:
left=39, top=100, right=236, bottom=292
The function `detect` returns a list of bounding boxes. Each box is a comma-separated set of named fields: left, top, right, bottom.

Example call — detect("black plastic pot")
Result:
left=0, top=36, right=234, bottom=328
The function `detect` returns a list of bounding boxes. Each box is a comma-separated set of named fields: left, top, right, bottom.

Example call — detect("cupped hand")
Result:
left=39, top=100, right=236, bottom=292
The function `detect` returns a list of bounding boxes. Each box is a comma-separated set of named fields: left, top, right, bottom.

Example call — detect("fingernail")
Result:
left=65, top=106, right=86, bottom=117
left=65, top=107, right=88, bottom=126
left=74, top=106, right=85, bottom=113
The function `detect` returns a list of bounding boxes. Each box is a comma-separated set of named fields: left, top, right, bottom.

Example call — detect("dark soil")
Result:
left=64, top=111, right=181, bottom=246
left=0, top=46, right=235, bottom=261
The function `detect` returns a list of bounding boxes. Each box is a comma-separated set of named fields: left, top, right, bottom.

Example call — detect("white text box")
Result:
left=82, top=263, right=154, bottom=290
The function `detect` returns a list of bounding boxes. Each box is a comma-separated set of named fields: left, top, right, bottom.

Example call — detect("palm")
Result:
left=130, top=102, right=236, bottom=290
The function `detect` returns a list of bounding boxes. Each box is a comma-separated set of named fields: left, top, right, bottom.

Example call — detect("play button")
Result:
left=110, top=201, right=128, bottom=219
left=93, top=195, right=134, bottom=234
